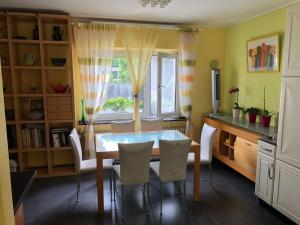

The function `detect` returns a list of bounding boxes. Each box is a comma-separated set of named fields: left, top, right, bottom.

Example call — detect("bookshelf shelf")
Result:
left=1, top=11, right=75, bottom=178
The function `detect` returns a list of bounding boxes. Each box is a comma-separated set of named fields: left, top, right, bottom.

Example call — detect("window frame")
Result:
left=95, top=51, right=180, bottom=122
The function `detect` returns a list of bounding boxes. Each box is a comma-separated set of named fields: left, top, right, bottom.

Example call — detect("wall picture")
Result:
left=247, top=34, right=279, bottom=72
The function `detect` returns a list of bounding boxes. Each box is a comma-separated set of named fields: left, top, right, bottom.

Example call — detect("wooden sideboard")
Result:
left=204, top=115, right=276, bottom=182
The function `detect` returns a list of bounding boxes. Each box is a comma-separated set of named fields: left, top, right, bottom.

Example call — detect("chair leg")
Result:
left=113, top=171, right=116, bottom=201
left=76, top=173, right=81, bottom=203
left=121, top=185, right=125, bottom=220
left=109, top=170, right=113, bottom=201
left=182, top=180, right=187, bottom=212
left=160, top=182, right=163, bottom=216
left=146, top=183, right=150, bottom=216
left=209, top=163, right=213, bottom=187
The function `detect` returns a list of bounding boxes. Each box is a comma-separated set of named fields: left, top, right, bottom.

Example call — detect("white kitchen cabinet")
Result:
left=273, top=160, right=300, bottom=224
left=283, top=4, right=300, bottom=76
left=277, top=77, right=300, bottom=168
left=255, top=152, right=275, bottom=205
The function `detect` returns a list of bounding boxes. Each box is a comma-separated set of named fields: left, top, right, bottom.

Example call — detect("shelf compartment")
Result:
left=12, top=43, right=41, bottom=66
left=21, top=123, right=46, bottom=150
left=18, top=97, right=44, bottom=121
left=9, top=12, right=39, bottom=41
left=40, top=15, right=68, bottom=41
left=22, top=151, right=48, bottom=168
left=4, top=97, right=15, bottom=121
left=46, top=69, right=71, bottom=94
left=2, top=69, right=13, bottom=94
left=15, top=69, right=43, bottom=94
left=44, top=45, right=69, bottom=67
left=49, top=122, right=72, bottom=148
left=51, top=165, right=75, bottom=176
left=0, top=14, right=8, bottom=39
left=7, top=124, right=17, bottom=150
left=51, top=150, right=74, bottom=166
left=0, top=42, right=10, bottom=66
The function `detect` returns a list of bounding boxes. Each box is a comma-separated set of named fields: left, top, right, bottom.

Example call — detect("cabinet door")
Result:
left=273, top=160, right=300, bottom=224
left=283, top=4, right=300, bottom=76
left=255, top=152, right=274, bottom=205
left=277, top=78, right=300, bottom=167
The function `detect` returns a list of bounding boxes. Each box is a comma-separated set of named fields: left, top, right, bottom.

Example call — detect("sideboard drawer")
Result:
left=47, top=97, right=72, bottom=105
left=48, top=111, right=73, bottom=120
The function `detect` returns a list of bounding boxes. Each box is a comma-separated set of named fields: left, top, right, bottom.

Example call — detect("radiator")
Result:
left=95, top=126, right=186, bottom=134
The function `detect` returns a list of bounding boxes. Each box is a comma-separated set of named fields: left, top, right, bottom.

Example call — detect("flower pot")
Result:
left=248, top=113, right=257, bottom=123
left=232, top=108, right=240, bottom=119
left=261, top=115, right=271, bottom=127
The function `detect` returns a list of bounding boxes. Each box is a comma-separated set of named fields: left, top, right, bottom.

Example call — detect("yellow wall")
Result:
left=73, top=27, right=226, bottom=141
left=0, top=66, right=15, bottom=225
left=223, top=8, right=287, bottom=116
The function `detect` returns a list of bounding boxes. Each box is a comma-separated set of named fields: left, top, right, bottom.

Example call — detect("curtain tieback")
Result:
left=133, top=94, right=139, bottom=98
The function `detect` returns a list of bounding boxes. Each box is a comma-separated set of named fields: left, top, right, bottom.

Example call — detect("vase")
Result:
left=248, top=113, right=257, bottom=123
left=261, top=115, right=271, bottom=127
left=52, top=26, right=62, bottom=41
left=81, top=98, right=87, bottom=124
left=24, top=53, right=35, bottom=66
left=232, top=108, right=240, bottom=119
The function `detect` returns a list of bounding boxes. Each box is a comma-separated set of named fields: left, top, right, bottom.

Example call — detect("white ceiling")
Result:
left=0, top=0, right=298, bottom=27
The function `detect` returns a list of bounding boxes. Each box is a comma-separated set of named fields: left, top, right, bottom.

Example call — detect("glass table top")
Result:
left=96, top=130, right=190, bottom=152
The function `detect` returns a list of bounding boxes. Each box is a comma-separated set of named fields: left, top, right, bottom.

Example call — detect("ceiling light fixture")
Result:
left=140, top=0, right=172, bottom=8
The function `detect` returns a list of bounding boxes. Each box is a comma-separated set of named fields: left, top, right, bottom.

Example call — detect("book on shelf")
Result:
left=51, top=128, right=71, bottom=148
left=22, top=125, right=45, bottom=149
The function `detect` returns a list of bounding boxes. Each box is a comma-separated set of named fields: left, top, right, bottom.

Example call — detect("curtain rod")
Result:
left=72, top=17, right=204, bottom=30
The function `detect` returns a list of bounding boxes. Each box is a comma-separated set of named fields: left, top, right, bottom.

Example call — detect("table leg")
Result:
left=193, top=145, right=200, bottom=201
left=96, top=153, right=104, bottom=214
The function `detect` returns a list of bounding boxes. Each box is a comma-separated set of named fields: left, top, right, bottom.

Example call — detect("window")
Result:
left=96, top=52, right=179, bottom=120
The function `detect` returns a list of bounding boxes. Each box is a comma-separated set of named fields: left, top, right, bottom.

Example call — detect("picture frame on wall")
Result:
left=247, top=34, right=279, bottom=72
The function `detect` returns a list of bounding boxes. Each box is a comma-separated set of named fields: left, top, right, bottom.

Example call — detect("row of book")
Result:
left=22, top=125, right=45, bottom=149
left=51, top=128, right=71, bottom=148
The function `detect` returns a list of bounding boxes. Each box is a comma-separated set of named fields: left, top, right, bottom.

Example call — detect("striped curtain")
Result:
left=178, top=27, right=199, bottom=138
left=74, top=23, right=116, bottom=158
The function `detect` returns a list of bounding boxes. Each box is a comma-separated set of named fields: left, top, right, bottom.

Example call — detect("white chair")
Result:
left=150, top=139, right=192, bottom=215
left=111, top=120, right=135, bottom=133
left=113, top=141, right=154, bottom=220
left=187, top=123, right=217, bottom=186
left=69, top=128, right=113, bottom=202
left=141, top=118, right=163, bottom=131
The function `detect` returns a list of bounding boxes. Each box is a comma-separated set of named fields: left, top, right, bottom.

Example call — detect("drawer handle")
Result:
left=268, top=164, right=274, bottom=180
left=262, top=147, right=272, bottom=152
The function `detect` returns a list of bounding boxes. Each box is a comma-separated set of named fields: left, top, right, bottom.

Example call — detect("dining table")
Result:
left=95, top=129, right=201, bottom=214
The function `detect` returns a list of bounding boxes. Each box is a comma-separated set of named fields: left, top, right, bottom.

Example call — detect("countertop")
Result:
left=10, top=170, right=36, bottom=213
left=205, top=114, right=277, bottom=142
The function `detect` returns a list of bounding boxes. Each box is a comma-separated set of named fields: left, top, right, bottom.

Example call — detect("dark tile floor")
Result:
left=24, top=160, right=296, bottom=225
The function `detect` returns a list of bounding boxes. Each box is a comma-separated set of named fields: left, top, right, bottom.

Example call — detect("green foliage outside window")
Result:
left=111, top=58, right=130, bottom=83
left=103, top=97, right=143, bottom=111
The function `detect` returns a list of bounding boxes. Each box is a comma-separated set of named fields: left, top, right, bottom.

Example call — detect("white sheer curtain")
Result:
left=178, top=27, right=199, bottom=139
left=74, top=23, right=116, bottom=158
left=121, top=26, right=158, bottom=132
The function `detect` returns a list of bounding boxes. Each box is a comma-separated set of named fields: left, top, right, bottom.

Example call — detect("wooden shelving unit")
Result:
left=1, top=11, right=75, bottom=177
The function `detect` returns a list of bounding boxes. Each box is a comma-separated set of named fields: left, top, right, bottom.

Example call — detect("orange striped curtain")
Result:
left=178, top=27, right=199, bottom=138
left=73, top=23, right=116, bottom=158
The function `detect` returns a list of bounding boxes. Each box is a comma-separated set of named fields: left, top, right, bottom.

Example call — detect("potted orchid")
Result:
left=261, top=110, right=275, bottom=127
left=246, top=107, right=261, bottom=123
left=229, top=86, right=242, bottom=119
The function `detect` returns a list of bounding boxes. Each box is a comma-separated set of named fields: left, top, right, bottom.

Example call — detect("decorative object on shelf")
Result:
left=140, top=0, right=172, bottom=8
left=24, top=111, right=44, bottom=120
left=260, top=86, right=275, bottom=127
left=12, top=35, right=26, bottom=40
left=246, top=107, right=261, bottom=123
left=24, top=53, right=35, bottom=66
left=30, top=99, right=43, bottom=111
left=52, top=26, right=63, bottom=41
left=32, top=25, right=39, bottom=40
left=81, top=98, right=87, bottom=124
left=0, top=54, right=7, bottom=66
left=51, top=83, right=69, bottom=93
left=29, top=83, right=39, bottom=93
left=229, top=86, right=242, bottom=119
left=50, top=127, right=70, bottom=148
left=247, top=34, right=279, bottom=72
left=51, top=57, right=66, bottom=66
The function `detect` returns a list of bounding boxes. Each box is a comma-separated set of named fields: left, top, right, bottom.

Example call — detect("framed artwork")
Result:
left=247, top=34, right=279, bottom=72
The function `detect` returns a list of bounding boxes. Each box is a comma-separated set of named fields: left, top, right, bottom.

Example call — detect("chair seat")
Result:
left=187, top=153, right=211, bottom=165
left=80, top=159, right=113, bottom=172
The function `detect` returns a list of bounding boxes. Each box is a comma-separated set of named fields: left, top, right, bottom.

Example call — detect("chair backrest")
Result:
left=69, top=128, right=82, bottom=172
left=159, top=139, right=192, bottom=182
left=141, top=118, right=163, bottom=132
left=118, top=141, right=154, bottom=185
left=200, top=123, right=217, bottom=163
left=111, top=120, right=135, bottom=133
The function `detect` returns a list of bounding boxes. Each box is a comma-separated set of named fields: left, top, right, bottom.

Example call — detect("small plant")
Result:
left=229, top=87, right=242, bottom=109
left=246, top=107, right=261, bottom=115
left=261, top=109, right=275, bottom=117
